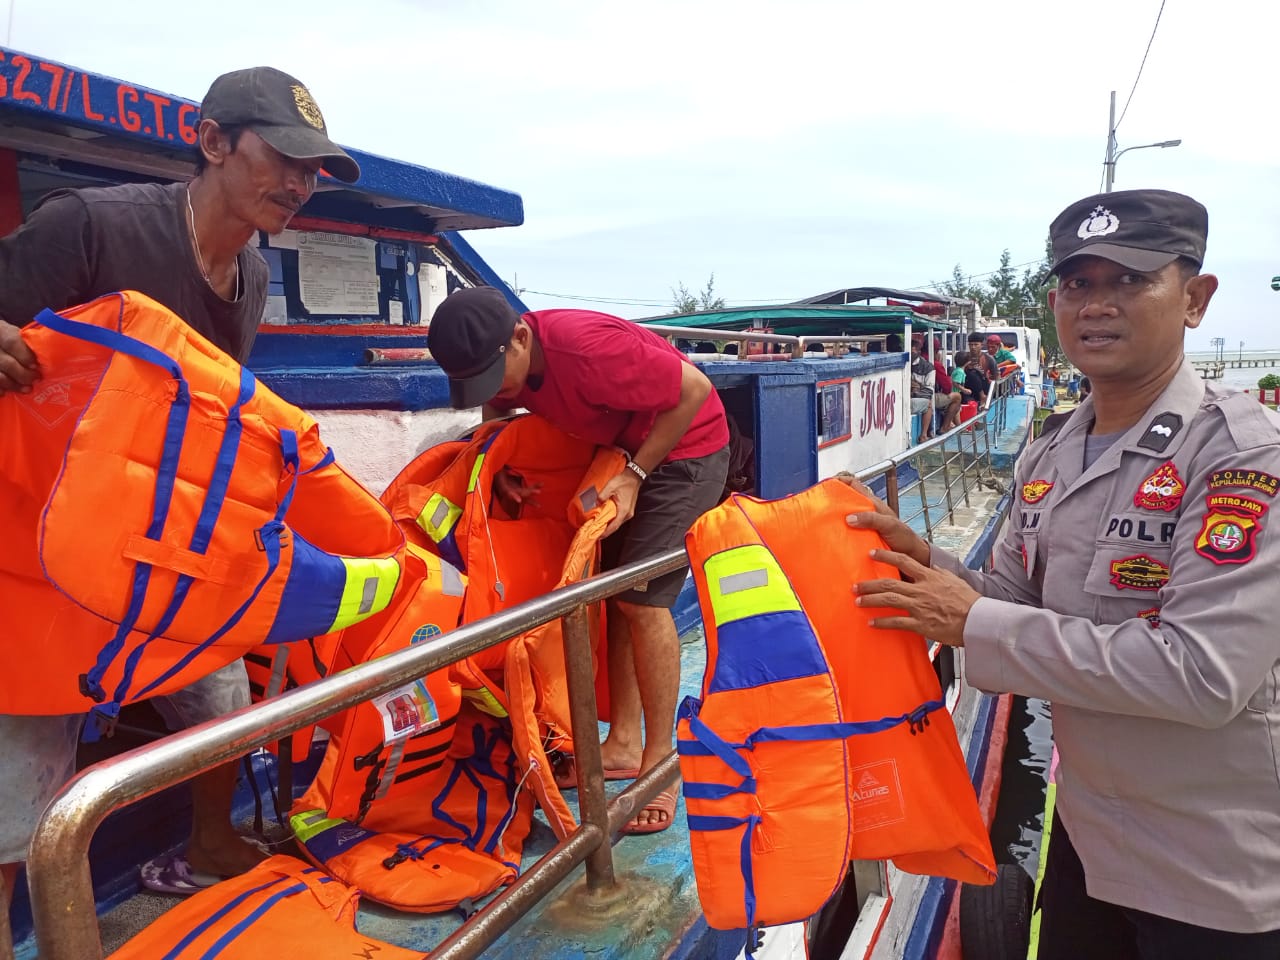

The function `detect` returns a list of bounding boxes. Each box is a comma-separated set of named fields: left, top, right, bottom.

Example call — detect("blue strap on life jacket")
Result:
left=87, top=365, right=258, bottom=731
left=158, top=874, right=298, bottom=959
left=677, top=695, right=946, bottom=949
left=123, top=428, right=302, bottom=706
left=33, top=307, right=193, bottom=715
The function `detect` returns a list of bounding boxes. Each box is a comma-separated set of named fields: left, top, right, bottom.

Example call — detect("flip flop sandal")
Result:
left=619, top=787, right=678, bottom=836
left=139, top=853, right=224, bottom=896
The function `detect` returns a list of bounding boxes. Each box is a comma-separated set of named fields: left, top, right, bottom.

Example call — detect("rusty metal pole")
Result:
left=560, top=604, right=616, bottom=894
left=885, top=465, right=901, bottom=516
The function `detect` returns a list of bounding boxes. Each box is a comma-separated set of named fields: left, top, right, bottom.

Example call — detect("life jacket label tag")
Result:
left=374, top=679, right=442, bottom=742
left=849, top=759, right=906, bottom=831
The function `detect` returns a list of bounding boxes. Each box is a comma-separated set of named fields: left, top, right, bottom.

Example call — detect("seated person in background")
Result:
left=968, top=331, right=1000, bottom=381
left=909, top=337, right=935, bottom=442
left=986, top=334, right=1023, bottom=391
left=962, top=351, right=989, bottom=408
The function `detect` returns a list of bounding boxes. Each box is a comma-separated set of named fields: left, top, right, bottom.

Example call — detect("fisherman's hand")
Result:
left=854, top=548, right=981, bottom=647
left=0, top=318, right=39, bottom=396
left=600, top=469, right=641, bottom=537
left=493, top=467, right=542, bottom=520
left=835, top=473, right=931, bottom=567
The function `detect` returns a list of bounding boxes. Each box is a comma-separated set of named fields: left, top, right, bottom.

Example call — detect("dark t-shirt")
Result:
left=963, top=366, right=988, bottom=401
left=0, top=181, right=267, bottom=363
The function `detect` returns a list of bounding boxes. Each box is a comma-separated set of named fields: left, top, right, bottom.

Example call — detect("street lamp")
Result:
left=1102, top=90, right=1182, bottom=192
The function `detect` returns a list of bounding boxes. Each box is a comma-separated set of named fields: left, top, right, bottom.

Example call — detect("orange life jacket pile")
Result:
left=290, top=415, right=623, bottom=912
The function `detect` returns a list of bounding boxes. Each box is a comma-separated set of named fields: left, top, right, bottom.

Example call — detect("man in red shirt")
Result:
left=427, top=288, right=730, bottom=833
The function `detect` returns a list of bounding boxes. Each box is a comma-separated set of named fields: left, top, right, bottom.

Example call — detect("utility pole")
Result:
left=1104, top=91, right=1117, bottom=193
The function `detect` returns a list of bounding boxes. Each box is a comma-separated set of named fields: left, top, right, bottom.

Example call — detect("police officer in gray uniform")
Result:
left=847, top=189, right=1280, bottom=958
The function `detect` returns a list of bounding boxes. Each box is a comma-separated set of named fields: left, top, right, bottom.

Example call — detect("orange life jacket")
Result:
left=0, top=292, right=405, bottom=724
left=679, top=479, right=995, bottom=933
left=290, top=416, right=621, bottom=913
left=292, top=703, right=535, bottom=914
left=383, top=414, right=623, bottom=840
left=107, top=855, right=425, bottom=959
left=296, top=543, right=468, bottom=825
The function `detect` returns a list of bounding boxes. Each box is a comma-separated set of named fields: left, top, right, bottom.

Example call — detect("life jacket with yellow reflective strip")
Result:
left=294, top=543, right=468, bottom=825
left=383, top=414, right=624, bottom=841
left=287, top=416, right=621, bottom=913
left=288, top=542, right=531, bottom=913
left=0, top=291, right=405, bottom=723
left=107, top=855, right=425, bottom=960
left=291, top=703, right=534, bottom=914
left=679, top=479, right=996, bottom=935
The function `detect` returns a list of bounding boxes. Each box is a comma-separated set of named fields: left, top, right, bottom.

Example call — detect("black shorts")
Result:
left=1037, top=810, right=1280, bottom=960
left=600, top=445, right=730, bottom=608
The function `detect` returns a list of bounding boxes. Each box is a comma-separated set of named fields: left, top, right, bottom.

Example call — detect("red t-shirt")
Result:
left=932, top=359, right=954, bottom=393
left=491, top=309, right=728, bottom=462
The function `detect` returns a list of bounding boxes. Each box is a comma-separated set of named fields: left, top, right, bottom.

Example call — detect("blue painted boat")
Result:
left=0, top=45, right=1034, bottom=960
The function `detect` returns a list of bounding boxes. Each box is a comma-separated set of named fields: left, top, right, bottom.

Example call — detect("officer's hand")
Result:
left=0, top=318, right=39, bottom=396
left=599, top=469, right=641, bottom=537
left=835, top=473, right=931, bottom=568
left=854, top=548, right=981, bottom=647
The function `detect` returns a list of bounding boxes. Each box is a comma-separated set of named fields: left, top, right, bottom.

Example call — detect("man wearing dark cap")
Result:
left=0, top=67, right=356, bottom=899
left=847, top=189, right=1280, bottom=957
left=428, top=288, right=729, bottom=834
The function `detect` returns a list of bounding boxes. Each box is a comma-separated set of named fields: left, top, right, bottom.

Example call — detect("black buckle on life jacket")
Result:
left=907, top=706, right=933, bottom=736
left=78, top=673, right=106, bottom=702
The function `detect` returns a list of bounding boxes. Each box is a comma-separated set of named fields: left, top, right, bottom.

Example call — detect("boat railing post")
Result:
left=938, top=432, right=956, bottom=525
left=560, top=604, right=617, bottom=895
left=954, top=427, right=973, bottom=508
left=916, top=450, right=933, bottom=540
left=885, top=464, right=901, bottom=516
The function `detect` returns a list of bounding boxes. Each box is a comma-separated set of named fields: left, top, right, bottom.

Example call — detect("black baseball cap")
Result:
left=201, top=67, right=360, bottom=183
left=1048, top=189, right=1207, bottom=275
left=427, top=287, right=520, bottom=409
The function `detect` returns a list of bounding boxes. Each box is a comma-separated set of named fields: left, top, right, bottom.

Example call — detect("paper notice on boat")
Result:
left=297, top=232, right=380, bottom=315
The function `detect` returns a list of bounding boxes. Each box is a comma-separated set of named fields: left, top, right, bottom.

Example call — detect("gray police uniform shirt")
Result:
left=0, top=181, right=267, bottom=363
left=934, top=360, right=1280, bottom=934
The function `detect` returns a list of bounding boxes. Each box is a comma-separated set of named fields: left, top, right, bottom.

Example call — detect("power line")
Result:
left=1115, top=0, right=1168, bottom=132
left=524, top=253, right=1049, bottom=312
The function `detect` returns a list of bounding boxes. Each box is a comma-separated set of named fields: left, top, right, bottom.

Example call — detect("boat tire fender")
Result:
left=959, top=862, right=1033, bottom=960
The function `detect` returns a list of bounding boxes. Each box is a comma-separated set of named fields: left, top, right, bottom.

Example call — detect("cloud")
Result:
left=11, top=0, right=1278, bottom=345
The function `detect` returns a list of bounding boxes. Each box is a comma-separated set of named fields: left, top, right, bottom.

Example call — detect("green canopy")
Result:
left=638, top=303, right=958, bottom=336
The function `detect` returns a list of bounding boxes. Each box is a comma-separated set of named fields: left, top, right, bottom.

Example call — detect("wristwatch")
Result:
left=624, top=459, right=648, bottom=482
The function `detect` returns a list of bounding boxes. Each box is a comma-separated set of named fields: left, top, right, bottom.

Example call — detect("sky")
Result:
left=10, top=0, right=1278, bottom=350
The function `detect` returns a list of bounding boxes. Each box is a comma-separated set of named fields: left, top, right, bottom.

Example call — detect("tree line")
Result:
left=936, top=237, right=1061, bottom=361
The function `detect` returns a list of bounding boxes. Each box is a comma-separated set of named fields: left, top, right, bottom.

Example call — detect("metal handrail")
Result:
left=25, top=551, right=687, bottom=960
